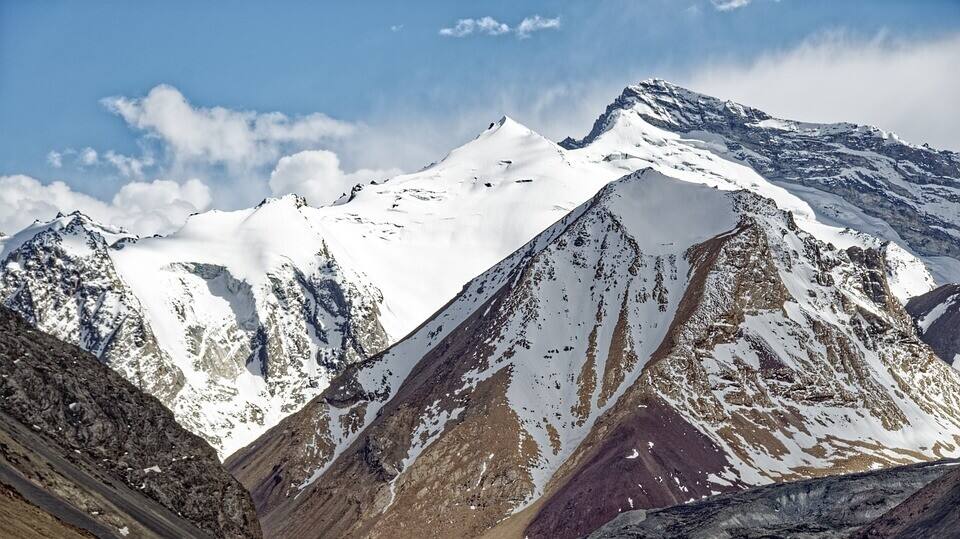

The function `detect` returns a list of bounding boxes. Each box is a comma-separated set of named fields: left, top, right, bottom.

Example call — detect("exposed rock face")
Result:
left=0, top=204, right=390, bottom=457
left=859, top=460, right=960, bottom=537
left=588, top=459, right=959, bottom=539
left=0, top=305, right=261, bottom=538
left=562, top=79, right=960, bottom=282
left=0, top=213, right=183, bottom=402
left=906, top=283, right=960, bottom=368
left=227, top=170, right=960, bottom=538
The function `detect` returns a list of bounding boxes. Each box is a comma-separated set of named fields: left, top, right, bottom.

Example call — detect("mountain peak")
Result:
left=429, top=115, right=559, bottom=171
left=255, top=193, right=309, bottom=210
left=481, top=114, right=535, bottom=139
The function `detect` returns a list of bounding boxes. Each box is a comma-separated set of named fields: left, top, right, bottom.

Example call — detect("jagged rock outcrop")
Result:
left=588, top=459, right=959, bottom=539
left=858, top=460, right=960, bottom=537
left=906, top=283, right=960, bottom=368
left=0, top=306, right=261, bottom=537
left=0, top=213, right=184, bottom=402
left=227, top=170, right=960, bottom=538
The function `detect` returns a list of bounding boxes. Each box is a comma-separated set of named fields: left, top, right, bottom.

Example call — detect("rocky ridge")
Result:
left=588, top=459, right=960, bottom=539
left=0, top=305, right=261, bottom=537
left=0, top=202, right=389, bottom=457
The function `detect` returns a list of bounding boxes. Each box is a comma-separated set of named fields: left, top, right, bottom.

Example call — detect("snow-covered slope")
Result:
left=108, top=194, right=390, bottom=456
left=304, top=112, right=934, bottom=337
left=227, top=170, right=960, bottom=539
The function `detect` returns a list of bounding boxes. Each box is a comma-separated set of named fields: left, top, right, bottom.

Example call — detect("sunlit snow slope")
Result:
left=227, top=170, right=960, bottom=539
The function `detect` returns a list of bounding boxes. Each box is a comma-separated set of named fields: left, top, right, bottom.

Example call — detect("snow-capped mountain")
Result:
left=2, top=81, right=954, bottom=461
left=0, top=212, right=184, bottom=402
left=562, top=79, right=960, bottom=283
left=227, top=170, right=960, bottom=539
left=0, top=200, right=389, bottom=457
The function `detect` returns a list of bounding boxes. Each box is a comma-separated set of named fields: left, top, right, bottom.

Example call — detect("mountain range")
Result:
left=3, top=80, right=960, bottom=538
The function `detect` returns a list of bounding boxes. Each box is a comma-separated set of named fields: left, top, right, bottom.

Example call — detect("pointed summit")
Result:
left=430, top=115, right=562, bottom=172
left=561, top=79, right=767, bottom=149
left=476, top=114, right=538, bottom=140
left=255, top=193, right=309, bottom=210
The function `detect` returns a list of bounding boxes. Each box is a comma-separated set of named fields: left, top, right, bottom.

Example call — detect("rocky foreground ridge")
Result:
left=0, top=306, right=261, bottom=538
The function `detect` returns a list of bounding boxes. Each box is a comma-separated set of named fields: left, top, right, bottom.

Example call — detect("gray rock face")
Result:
left=0, top=213, right=184, bottom=402
left=906, top=283, right=960, bottom=367
left=0, top=306, right=261, bottom=537
left=562, top=79, right=960, bottom=281
left=859, top=460, right=960, bottom=538
left=589, top=460, right=959, bottom=539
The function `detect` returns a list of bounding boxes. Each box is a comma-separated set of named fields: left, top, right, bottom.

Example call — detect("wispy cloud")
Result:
left=45, top=147, right=100, bottom=169
left=439, top=16, right=510, bottom=37
left=682, top=31, right=960, bottom=151
left=46, top=150, right=62, bottom=168
left=516, top=16, right=561, bottom=39
left=390, top=24, right=403, bottom=33
left=101, top=84, right=355, bottom=171
left=440, top=15, right=559, bottom=38
left=104, top=150, right=153, bottom=178
left=711, top=0, right=752, bottom=11
left=78, top=147, right=99, bottom=166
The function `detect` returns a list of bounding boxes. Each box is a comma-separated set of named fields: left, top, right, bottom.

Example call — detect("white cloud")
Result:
left=110, top=178, right=211, bottom=234
left=516, top=16, right=560, bottom=38
left=681, top=32, right=960, bottom=151
left=440, top=16, right=510, bottom=37
left=268, top=150, right=400, bottom=206
left=79, top=147, right=99, bottom=166
left=711, top=0, right=751, bottom=10
left=440, top=15, right=559, bottom=38
left=0, top=174, right=211, bottom=236
left=101, top=84, right=355, bottom=170
left=104, top=150, right=154, bottom=178
left=46, top=151, right=63, bottom=168
left=390, top=24, right=403, bottom=32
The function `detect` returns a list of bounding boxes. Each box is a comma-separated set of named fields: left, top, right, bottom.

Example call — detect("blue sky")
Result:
left=1, top=0, right=959, bottom=234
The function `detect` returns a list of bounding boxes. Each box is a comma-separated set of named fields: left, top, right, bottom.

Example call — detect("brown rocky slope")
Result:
left=0, top=306, right=262, bottom=538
